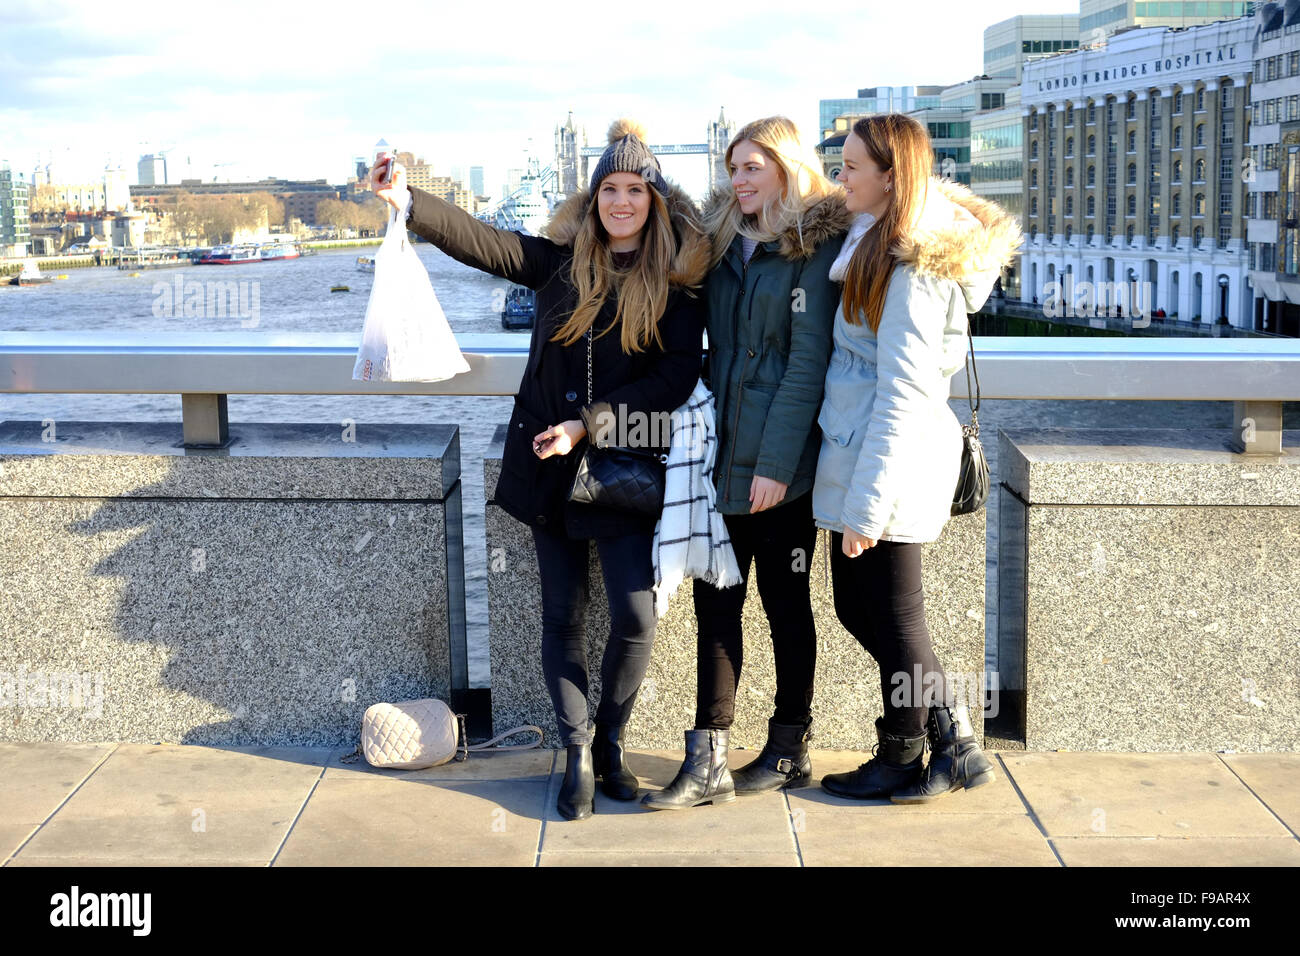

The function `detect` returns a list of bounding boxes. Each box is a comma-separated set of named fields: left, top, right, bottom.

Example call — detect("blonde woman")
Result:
left=373, top=120, right=710, bottom=821
left=643, top=116, right=849, bottom=810
left=813, top=113, right=1020, bottom=802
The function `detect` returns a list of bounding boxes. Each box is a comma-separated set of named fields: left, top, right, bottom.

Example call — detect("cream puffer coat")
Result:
left=812, top=178, right=1022, bottom=543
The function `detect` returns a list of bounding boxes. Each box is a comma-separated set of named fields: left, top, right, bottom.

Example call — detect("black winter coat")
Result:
left=405, top=183, right=711, bottom=539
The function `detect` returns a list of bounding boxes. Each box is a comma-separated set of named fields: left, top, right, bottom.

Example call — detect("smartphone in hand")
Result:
left=374, top=151, right=395, bottom=186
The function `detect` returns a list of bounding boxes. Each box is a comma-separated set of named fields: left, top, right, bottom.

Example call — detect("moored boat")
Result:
left=500, top=285, right=536, bottom=330
left=8, top=259, right=53, bottom=286
left=198, top=241, right=298, bottom=264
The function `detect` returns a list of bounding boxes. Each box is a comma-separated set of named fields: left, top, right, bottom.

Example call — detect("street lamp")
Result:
left=1217, top=275, right=1229, bottom=325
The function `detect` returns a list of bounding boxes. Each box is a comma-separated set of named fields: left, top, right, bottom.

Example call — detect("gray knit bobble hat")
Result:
left=588, top=118, right=669, bottom=197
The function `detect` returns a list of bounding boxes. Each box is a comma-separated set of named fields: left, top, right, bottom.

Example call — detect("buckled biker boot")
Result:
left=820, top=717, right=926, bottom=800
left=556, top=742, right=595, bottom=821
left=731, top=718, right=813, bottom=794
left=591, top=722, right=639, bottom=800
left=891, top=704, right=995, bottom=804
left=640, top=729, right=735, bottom=810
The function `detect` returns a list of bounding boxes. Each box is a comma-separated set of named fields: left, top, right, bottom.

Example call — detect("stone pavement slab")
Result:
left=275, top=750, right=553, bottom=866
left=9, top=743, right=326, bottom=866
left=536, top=750, right=798, bottom=864
left=0, top=742, right=114, bottom=864
left=1051, top=836, right=1300, bottom=866
left=785, top=749, right=1059, bottom=866
left=1219, top=754, right=1300, bottom=836
left=796, top=811, right=1060, bottom=867
left=999, top=752, right=1292, bottom=838
left=789, top=749, right=1026, bottom=814
left=540, top=850, right=799, bottom=866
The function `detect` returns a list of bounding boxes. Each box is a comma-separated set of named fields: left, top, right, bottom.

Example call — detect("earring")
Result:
left=885, top=183, right=892, bottom=192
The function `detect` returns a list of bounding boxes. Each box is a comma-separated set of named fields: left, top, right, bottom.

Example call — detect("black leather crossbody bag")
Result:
left=952, top=318, right=991, bottom=516
left=567, top=328, right=667, bottom=516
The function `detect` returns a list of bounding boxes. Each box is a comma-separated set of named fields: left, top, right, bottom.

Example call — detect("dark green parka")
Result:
left=702, top=191, right=851, bottom=514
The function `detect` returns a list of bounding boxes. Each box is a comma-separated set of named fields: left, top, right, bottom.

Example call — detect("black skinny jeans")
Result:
left=828, top=531, right=951, bottom=738
left=531, top=522, right=658, bottom=747
left=691, top=490, right=818, bottom=730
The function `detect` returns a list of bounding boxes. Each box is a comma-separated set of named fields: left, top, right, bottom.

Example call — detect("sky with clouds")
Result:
left=1, top=0, right=1077, bottom=200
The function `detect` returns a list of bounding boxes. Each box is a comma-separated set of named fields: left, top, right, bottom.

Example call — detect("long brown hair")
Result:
left=841, top=113, right=934, bottom=332
left=703, top=115, right=839, bottom=266
left=550, top=186, right=676, bottom=353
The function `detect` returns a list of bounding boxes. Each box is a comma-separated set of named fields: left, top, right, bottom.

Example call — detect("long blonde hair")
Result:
left=703, top=115, right=839, bottom=265
left=550, top=186, right=676, bottom=353
left=841, top=113, right=934, bottom=333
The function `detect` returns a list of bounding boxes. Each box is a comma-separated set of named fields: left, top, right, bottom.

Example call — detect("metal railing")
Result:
left=2, top=331, right=1298, bottom=452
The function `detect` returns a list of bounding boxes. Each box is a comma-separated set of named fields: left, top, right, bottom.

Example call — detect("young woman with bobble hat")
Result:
left=813, top=112, right=1020, bottom=803
left=372, top=119, right=710, bottom=821
left=642, top=116, right=850, bottom=811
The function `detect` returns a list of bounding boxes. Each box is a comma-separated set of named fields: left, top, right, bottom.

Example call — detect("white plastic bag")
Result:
left=353, top=205, right=471, bottom=382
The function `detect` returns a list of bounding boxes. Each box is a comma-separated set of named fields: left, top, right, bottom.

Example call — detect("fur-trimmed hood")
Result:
left=541, top=180, right=712, bottom=289
left=702, top=188, right=852, bottom=263
left=830, top=178, right=1023, bottom=312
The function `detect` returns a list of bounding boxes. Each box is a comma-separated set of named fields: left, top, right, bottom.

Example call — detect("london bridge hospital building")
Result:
left=1019, top=10, right=1300, bottom=336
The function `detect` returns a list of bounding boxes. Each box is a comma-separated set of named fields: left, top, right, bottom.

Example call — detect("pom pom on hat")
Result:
left=607, top=117, right=649, bottom=144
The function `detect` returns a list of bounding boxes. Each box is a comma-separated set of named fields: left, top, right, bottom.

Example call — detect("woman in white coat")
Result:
left=811, top=113, right=1021, bottom=802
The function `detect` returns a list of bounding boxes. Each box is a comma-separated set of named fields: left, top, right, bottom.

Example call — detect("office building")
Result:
left=1079, top=0, right=1258, bottom=43
left=972, top=86, right=1026, bottom=296
left=138, top=154, right=167, bottom=186
left=1245, top=0, right=1300, bottom=335
left=985, top=14, right=1082, bottom=81
left=0, top=161, right=31, bottom=257
left=819, top=86, right=947, bottom=140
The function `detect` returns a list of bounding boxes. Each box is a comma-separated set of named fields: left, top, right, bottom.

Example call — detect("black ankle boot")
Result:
left=641, top=729, right=735, bottom=811
left=556, top=742, right=595, bottom=821
left=891, top=704, right=995, bottom=804
left=591, top=722, right=639, bottom=800
left=820, top=717, right=926, bottom=800
left=731, top=718, right=813, bottom=795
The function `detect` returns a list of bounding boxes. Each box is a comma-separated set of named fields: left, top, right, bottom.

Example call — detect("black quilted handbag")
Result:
left=951, top=319, right=991, bottom=516
left=567, top=328, right=667, bottom=517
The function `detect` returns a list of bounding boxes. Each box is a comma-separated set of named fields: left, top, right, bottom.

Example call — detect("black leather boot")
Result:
left=891, top=704, right=995, bottom=804
left=731, top=718, right=813, bottom=795
left=640, top=729, right=735, bottom=811
left=556, top=742, right=595, bottom=821
left=820, top=717, right=926, bottom=800
left=591, top=722, right=639, bottom=800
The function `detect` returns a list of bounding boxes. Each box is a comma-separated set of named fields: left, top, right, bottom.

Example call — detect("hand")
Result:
left=841, top=528, right=877, bottom=558
left=749, top=475, right=788, bottom=514
left=369, top=157, right=410, bottom=212
left=533, top=419, right=586, bottom=458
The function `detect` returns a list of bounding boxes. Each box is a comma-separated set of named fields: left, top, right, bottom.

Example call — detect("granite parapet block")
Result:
left=999, top=427, right=1300, bottom=506
left=998, top=427, right=1300, bottom=751
left=0, top=420, right=463, bottom=746
left=0, top=420, right=459, bottom=501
